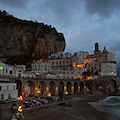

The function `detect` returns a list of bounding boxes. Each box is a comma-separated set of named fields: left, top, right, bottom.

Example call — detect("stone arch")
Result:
left=49, top=81, right=56, bottom=96
left=39, top=81, right=46, bottom=96
left=67, top=82, right=72, bottom=95
left=15, top=80, right=22, bottom=96
left=74, top=82, right=78, bottom=94
left=59, top=81, right=64, bottom=97
left=80, top=81, right=84, bottom=94
left=85, top=81, right=93, bottom=94
left=106, top=79, right=117, bottom=95
left=25, top=80, right=35, bottom=97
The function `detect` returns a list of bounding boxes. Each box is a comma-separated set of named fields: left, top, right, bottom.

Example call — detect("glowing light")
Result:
left=18, top=105, right=22, bottom=112
left=99, top=86, right=102, bottom=89
left=56, top=87, right=58, bottom=90
left=47, top=93, right=51, bottom=98
left=0, top=66, right=3, bottom=70
left=83, top=69, right=87, bottom=72
left=65, top=91, right=68, bottom=95
left=36, top=72, right=39, bottom=75
left=37, top=90, right=40, bottom=94
left=64, top=86, right=66, bottom=90
left=76, top=64, right=84, bottom=68
left=59, top=74, right=61, bottom=76
left=18, top=96, right=23, bottom=101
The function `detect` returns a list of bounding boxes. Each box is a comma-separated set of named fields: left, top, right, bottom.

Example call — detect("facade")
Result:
left=48, top=57, right=76, bottom=70
left=74, top=51, right=88, bottom=64
left=101, top=47, right=117, bottom=76
left=83, top=43, right=117, bottom=77
left=0, top=82, right=18, bottom=100
left=48, top=52, right=72, bottom=59
left=31, top=60, right=51, bottom=74
left=0, top=60, right=26, bottom=78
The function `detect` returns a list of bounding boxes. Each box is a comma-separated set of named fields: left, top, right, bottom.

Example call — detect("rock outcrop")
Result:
left=0, top=10, right=66, bottom=64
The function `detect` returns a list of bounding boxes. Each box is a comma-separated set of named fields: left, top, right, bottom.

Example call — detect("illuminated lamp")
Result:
left=0, top=66, right=3, bottom=70
left=65, top=91, right=68, bottom=95
left=18, top=105, right=22, bottom=112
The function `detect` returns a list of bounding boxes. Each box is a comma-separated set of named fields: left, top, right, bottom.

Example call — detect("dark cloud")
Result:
left=84, top=0, right=120, bottom=16
left=0, top=0, right=28, bottom=8
left=43, top=0, right=81, bottom=26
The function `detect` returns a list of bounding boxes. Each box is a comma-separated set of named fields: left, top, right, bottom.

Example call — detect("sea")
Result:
left=88, top=96, right=120, bottom=117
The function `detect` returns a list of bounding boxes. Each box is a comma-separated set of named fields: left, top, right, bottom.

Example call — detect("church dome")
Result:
left=102, top=47, right=108, bottom=53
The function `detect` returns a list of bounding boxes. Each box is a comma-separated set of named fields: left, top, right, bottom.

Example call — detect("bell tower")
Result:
left=94, top=43, right=101, bottom=54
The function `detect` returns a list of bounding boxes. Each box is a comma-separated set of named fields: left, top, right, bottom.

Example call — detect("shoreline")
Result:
left=22, top=94, right=120, bottom=120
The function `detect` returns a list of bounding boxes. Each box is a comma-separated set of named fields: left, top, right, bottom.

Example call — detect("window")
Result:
left=0, top=86, right=2, bottom=90
left=13, top=86, right=15, bottom=90
left=7, top=86, right=9, bottom=90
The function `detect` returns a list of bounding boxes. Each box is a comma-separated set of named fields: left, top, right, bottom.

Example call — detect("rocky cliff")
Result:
left=0, top=10, right=66, bottom=64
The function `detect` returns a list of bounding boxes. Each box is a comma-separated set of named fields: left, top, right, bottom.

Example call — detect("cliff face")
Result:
left=0, top=10, right=66, bottom=64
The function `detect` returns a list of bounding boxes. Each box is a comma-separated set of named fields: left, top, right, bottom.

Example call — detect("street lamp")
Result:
left=16, top=105, right=24, bottom=120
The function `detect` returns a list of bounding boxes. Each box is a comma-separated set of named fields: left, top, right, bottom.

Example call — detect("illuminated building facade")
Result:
left=83, top=43, right=117, bottom=77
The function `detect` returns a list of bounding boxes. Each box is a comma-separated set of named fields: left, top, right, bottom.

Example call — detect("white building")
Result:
left=48, top=52, right=72, bottom=59
left=31, top=60, right=51, bottom=74
left=0, top=81, right=18, bottom=100
left=0, top=59, right=26, bottom=78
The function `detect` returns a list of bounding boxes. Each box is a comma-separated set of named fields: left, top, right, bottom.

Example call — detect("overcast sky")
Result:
left=0, top=0, right=120, bottom=67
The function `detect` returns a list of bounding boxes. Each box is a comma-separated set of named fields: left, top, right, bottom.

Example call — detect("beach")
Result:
left=22, top=94, right=120, bottom=120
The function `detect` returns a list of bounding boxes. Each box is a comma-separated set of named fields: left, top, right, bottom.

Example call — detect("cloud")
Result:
left=0, top=0, right=28, bottom=8
left=84, top=0, right=120, bottom=16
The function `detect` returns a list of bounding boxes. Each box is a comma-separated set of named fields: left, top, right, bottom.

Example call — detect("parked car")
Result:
left=35, top=101, right=42, bottom=106
left=4, top=99, right=12, bottom=103
left=52, top=96, right=60, bottom=101
left=0, top=100, right=4, bottom=104
left=12, top=98, right=18, bottom=102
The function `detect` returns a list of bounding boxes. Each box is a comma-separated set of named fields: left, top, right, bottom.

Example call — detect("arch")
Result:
left=67, top=82, right=72, bottom=95
left=74, top=82, right=78, bottom=94
left=106, top=79, right=117, bottom=95
left=25, top=80, right=35, bottom=97
left=39, top=81, right=46, bottom=96
left=49, top=81, right=56, bottom=96
left=15, top=80, right=22, bottom=96
left=80, top=81, right=84, bottom=94
left=85, top=81, right=93, bottom=94
left=59, top=81, right=64, bottom=97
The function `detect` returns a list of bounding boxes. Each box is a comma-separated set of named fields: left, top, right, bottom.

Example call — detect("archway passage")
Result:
left=106, top=79, right=117, bottom=95
left=25, top=80, right=35, bottom=97
left=15, top=80, right=22, bottom=96
left=85, top=81, right=93, bottom=94
left=80, top=82, right=84, bottom=94
left=59, top=81, right=64, bottom=97
left=39, top=81, right=46, bottom=96
left=67, top=82, right=72, bottom=95
left=74, top=82, right=78, bottom=94
left=50, top=81, right=56, bottom=96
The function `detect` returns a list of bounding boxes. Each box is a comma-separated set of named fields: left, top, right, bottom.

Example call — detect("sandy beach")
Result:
left=22, top=94, right=120, bottom=120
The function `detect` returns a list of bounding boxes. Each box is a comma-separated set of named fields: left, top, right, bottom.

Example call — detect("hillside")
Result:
left=0, top=10, right=66, bottom=65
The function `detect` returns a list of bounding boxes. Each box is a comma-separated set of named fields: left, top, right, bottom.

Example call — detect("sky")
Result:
left=0, top=0, right=120, bottom=67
